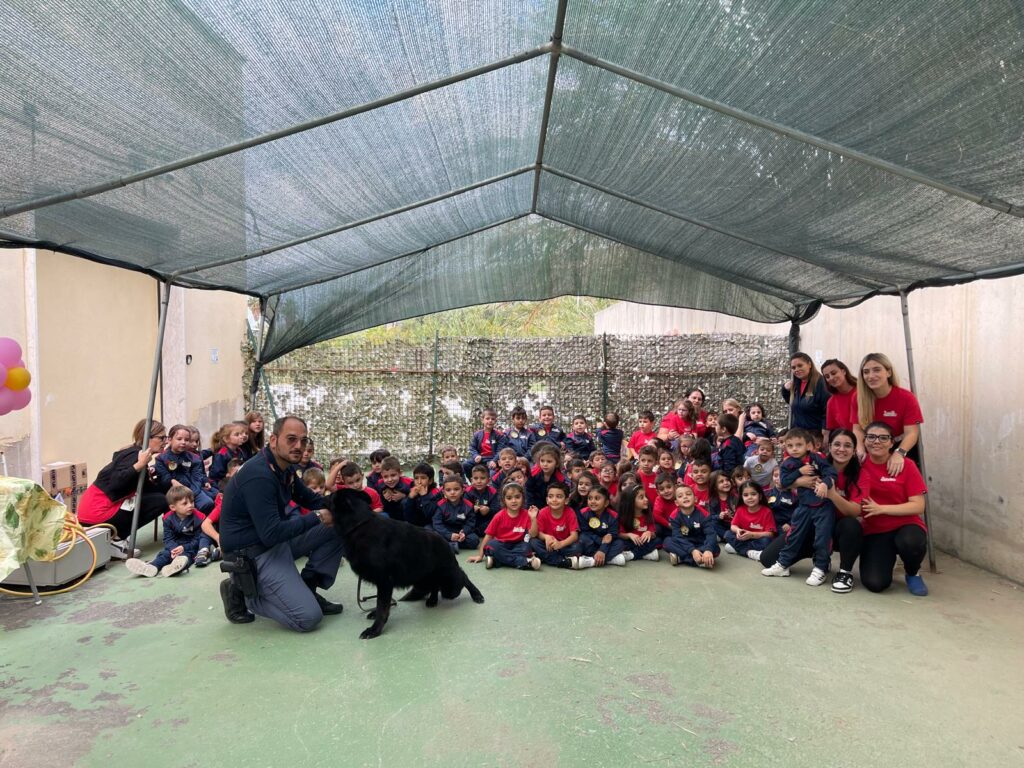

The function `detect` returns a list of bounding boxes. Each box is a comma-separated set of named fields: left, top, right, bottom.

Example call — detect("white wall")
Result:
left=596, top=280, right=1024, bottom=584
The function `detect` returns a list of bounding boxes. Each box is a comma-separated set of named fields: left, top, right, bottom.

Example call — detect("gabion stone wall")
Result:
left=245, top=334, right=788, bottom=465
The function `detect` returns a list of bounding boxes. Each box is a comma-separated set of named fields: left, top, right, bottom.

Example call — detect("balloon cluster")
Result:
left=0, top=337, right=32, bottom=416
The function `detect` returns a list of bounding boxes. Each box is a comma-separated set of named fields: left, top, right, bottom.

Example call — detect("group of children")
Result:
left=334, top=404, right=837, bottom=582
left=125, top=401, right=840, bottom=590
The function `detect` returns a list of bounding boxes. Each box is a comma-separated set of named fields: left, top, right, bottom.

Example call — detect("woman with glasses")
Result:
left=852, top=353, right=923, bottom=476
left=858, top=421, right=929, bottom=596
left=781, top=353, right=830, bottom=439
left=77, top=418, right=171, bottom=555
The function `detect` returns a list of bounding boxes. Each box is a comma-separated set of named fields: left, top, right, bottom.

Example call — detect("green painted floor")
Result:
left=2, top=542, right=1023, bottom=768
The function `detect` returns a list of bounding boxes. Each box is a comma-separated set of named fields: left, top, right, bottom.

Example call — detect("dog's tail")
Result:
left=399, top=585, right=430, bottom=602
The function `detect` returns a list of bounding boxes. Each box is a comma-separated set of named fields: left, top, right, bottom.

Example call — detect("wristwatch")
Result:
left=895, top=448, right=908, bottom=457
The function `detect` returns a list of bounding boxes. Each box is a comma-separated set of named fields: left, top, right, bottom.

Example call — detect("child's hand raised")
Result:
left=528, top=506, right=539, bottom=518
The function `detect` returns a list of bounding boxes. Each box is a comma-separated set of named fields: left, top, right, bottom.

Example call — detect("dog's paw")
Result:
left=471, top=593, right=485, bottom=604
left=425, top=594, right=439, bottom=608
left=360, top=626, right=383, bottom=640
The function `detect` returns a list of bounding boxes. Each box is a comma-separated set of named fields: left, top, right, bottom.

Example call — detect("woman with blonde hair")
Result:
left=852, top=353, right=923, bottom=476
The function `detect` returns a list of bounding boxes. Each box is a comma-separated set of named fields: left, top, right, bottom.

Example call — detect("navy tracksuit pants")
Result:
left=529, top=537, right=581, bottom=568
left=723, top=530, right=772, bottom=555
left=578, top=533, right=625, bottom=561
left=777, top=502, right=834, bottom=570
left=484, top=539, right=532, bottom=569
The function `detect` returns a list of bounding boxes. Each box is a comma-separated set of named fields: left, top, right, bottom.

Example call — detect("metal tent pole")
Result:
left=530, top=0, right=569, bottom=212
left=250, top=298, right=267, bottom=404
left=128, top=280, right=172, bottom=554
left=900, top=290, right=937, bottom=573
left=787, top=320, right=800, bottom=429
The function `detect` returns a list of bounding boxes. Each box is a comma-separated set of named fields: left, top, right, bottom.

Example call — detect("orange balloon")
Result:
left=5, top=366, right=30, bottom=391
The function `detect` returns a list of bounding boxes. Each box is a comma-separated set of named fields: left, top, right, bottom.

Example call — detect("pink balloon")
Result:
left=0, top=387, right=15, bottom=414
left=10, top=387, right=31, bottom=411
left=0, top=338, right=21, bottom=368
left=0, top=364, right=6, bottom=388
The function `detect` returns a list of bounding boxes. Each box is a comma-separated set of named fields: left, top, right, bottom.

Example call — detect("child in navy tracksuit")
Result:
left=125, top=487, right=206, bottom=578
left=525, top=444, right=565, bottom=510
left=767, top=466, right=796, bottom=534
left=763, top=429, right=837, bottom=580
left=209, top=422, right=249, bottom=487
left=724, top=481, right=777, bottom=559
left=465, top=407, right=507, bottom=476
left=713, top=413, right=745, bottom=475
left=616, top=485, right=661, bottom=561
left=564, top=415, right=596, bottom=459
left=528, top=406, right=566, bottom=451
left=706, top=471, right=738, bottom=541
left=741, top=403, right=777, bottom=454
left=154, top=425, right=217, bottom=513
left=432, top=476, right=479, bottom=554
left=505, top=407, right=532, bottom=458
left=575, top=485, right=626, bottom=566
left=403, top=462, right=440, bottom=526
left=465, top=464, right=501, bottom=539
left=490, top=447, right=518, bottom=489
left=529, top=482, right=588, bottom=569
left=468, top=483, right=540, bottom=570
left=377, top=456, right=413, bottom=518
left=664, top=484, right=719, bottom=568
left=595, top=412, right=624, bottom=463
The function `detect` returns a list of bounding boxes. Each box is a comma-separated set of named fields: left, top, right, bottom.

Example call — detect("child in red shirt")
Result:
left=724, top=481, right=777, bottom=559
left=468, top=483, right=540, bottom=571
left=684, top=459, right=712, bottom=508
left=627, top=411, right=658, bottom=459
left=635, top=445, right=659, bottom=506
left=616, top=484, right=660, bottom=562
left=529, top=482, right=591, bottom=570
left=651, top=472, right=678, bottom=539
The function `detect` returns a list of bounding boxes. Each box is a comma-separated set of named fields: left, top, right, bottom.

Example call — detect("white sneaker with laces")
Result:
left=805, top=567, right=828, bottom=587
left=747, top=550, right=763, bottom=562
left=160, top=555, right=190, bottom=577
left=575, top=556, right=596, bottom=570
left=125, top=558, right=157, bottom=578
left=110, top=539, right=141, bottom=560
left=668, top=552, right=680, bottom=566
left=641, top=550, right=660, bottom=562
left=761, top=562, right=790, bottom=577
left=723, top=543, right=737, bottom=555
left=528, top=556, right=541, bottom=571
left=622, top=551, right=635, bottom=562
left=609, top=553, right=627, bottom=566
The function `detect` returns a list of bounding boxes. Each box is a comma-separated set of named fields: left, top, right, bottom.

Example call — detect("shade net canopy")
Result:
left=1, top=0, right=1022, bottom=361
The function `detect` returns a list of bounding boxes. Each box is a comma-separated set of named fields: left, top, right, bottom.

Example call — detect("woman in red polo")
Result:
left=858, top=421, right=929, bottom=596
left=852, top=353, right=923, bottom=475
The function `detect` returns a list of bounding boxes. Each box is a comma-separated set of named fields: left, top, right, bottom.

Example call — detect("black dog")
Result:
left=328, top=488, right=485, bottom=638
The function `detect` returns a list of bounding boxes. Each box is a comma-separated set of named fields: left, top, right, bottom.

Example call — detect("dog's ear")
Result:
left=331, top=487, right=372, bottom=517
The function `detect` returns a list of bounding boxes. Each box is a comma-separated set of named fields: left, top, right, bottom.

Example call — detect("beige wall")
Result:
left=595, top=302, right=789, bottom=337
left=596, top=281, right=1024, bottom=584
left=0, top=248, right=248, bottom=486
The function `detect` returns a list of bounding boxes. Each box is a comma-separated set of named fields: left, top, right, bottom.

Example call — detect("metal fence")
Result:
left=245, top=333, right=788, bottom=465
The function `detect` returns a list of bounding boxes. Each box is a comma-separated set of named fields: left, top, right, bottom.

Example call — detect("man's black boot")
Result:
left=220, top=578, right=255, bottom=624
left=303, top=575, right=344, bottom=615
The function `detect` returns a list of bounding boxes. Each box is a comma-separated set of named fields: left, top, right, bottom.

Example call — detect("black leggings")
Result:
left=759, top=515, right=863, bottom=571
left=105, top=492, right=167, bottom=539
left=859, top=525, right=927, bottom=593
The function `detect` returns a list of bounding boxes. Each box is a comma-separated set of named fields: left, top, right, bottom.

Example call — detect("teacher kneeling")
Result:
left=219, top=415, right=345, bottom=631
left=859, top=421, right=929, bottom=597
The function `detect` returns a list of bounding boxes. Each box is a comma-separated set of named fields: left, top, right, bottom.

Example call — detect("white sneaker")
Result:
left=668, top=552, right=680, bottom=566
left=528, top=556, right=542, bottom=571
left=746, top=549, right=763, bottom=562
left=641, top=550, right=660, bottom=562
left=574, top=556, right=596, bottom=570
left=125, top=558, right=157, bottom=578
left=160, top=555, right=190, bottom=577
left=723, top=543, right=737, bottom=555
left=110, top=539, right=141, bottom=560
left=805, top=567, right=828, bottom=586
left=485, top=555, right=494, bottom=569
left=622, top=551, right=636, bottom=562
left=761, top=562, right=790, bottom=577
left=609, top=554, right=627, bottom=566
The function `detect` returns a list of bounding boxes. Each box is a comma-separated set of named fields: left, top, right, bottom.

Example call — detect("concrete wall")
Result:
left=595, top=281, right=1024, bottom=584
left=595, top=302, right=789, bottom=337
left=0, top=248, right=248, bottom=485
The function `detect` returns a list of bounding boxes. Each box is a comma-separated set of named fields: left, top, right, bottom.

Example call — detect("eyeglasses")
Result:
left=864, top=434, right=892, bottom=443
left=284, top=435, right=311, bottom=447
left=151, top=434, right=166, bottom=440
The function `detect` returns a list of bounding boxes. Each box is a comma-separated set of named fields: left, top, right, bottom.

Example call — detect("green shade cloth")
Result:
left=1, top=0, right=1021, bottom=359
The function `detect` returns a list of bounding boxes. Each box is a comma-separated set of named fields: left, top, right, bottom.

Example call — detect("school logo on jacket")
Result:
left=588, top=517, right=601, bottom=529
left=679, top=525, right=689, bottom=535
left=510, top=430, right=520, bottom=439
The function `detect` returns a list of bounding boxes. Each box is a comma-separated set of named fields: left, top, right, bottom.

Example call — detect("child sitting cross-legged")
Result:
left=125, top=486, right=205, bottom=577
left=724, top=481, right=777, bottom=560
left=616, top=484, right=661, bottom=562
left=529, top=481, right=591, bottom=570
left=469, top=482, right=541, bottom=570
left=432, top=475, right=479, bottom=554
left=664, top=484, right=718, bottom=568
left=576, top=485, right=626, bottom=566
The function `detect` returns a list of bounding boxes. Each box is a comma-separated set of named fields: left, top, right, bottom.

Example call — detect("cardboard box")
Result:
left=40, top=461, right=88, bottom=515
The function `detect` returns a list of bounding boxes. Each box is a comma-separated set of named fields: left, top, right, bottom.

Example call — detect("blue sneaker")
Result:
left=906, top=574, right=929, bottom=596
